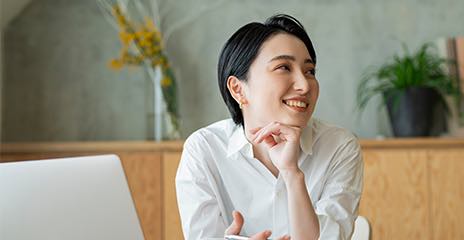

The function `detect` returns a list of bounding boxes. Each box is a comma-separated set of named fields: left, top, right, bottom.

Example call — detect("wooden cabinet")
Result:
left=359, top=139, right=464, bottom=240
left=162, top=152, right=183, bottom=240
left=427, top=150, right=464, bottom=240
left=119, top=152, right=163, bottom=240
left=359, top=149, right=431, bottom=239
left=1, top=139, right=464, bottom=240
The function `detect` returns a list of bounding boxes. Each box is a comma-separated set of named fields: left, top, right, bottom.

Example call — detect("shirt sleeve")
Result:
left=315, top=137, right=364, bottom=240
left=175, top=134, right=228, bottom=240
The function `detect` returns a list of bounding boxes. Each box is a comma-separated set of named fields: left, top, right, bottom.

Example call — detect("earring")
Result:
left=239, top=99, right=246, bottom=109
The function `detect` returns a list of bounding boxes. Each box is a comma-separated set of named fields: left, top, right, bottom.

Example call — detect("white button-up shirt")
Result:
left=176, top=118, right=363, bottom=240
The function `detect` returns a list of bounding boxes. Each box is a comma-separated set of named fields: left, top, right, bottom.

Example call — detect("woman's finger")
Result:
left=275, top=235, right=291, bottom=240
left=249, top=230, right=272, bottom=240
left=254, top=123, right=300, bottom=144
left=224, top=210, right=244, bottom=235
left=249, top=122, right=276, bottom=138
left=262, top=135, right=278, bottom=148
left=252, top=122, right=281, bottom=143
left=249, top=127, right=261, bottom=135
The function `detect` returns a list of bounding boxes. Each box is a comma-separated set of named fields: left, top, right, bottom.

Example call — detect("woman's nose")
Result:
left=293, top=71, right=310, bottom=93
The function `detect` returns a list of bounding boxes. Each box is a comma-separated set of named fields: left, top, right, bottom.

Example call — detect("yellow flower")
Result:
left=161, top=75, right=172, bottom=87
left=109, top=59, right=123, bottom=70
left=134, top=30, right=144, bottom=38
left=160, top=56, right=167, bottom=65
left=119, top=31, right=134, bottom=45
left=105, top=4, right=179, bottom=134
left=108, top=5, right=169, bottom=70
left=144, top=17, right=156, bottom=31
left=120, top=47, right=130, bottom=60
left=136, top=55, right=144, bottom=63
left=143, top=31, right=154, bottom=40
left=152, top=45, right=161, bottom=54
left=151, top=58, right=162, bottom=67
left=112, top=6, right=128, bottom=28
left=144, top=48, right=153, bottom=56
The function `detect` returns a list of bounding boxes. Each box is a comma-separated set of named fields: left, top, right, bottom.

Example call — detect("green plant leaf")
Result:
left=356, top=42, right=460, bottom=117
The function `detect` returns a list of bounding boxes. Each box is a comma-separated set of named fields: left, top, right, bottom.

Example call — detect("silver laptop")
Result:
left=0, top=154, right=145, bottom=240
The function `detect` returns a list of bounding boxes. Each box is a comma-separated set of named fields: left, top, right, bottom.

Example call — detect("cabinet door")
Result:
left=428, top=149, right=464, bottom=239
left=163, top=152, right=183, bottom=239
left=120, top=152, right=162, bottom=240
left=359, top=149, right=430, bottom=240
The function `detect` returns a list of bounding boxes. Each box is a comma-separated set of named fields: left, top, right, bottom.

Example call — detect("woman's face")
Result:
left=242, top=33, right=319, bottom=128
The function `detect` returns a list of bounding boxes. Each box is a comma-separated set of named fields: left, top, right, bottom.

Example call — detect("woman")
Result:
left=176, top=14, right=363, bottom=240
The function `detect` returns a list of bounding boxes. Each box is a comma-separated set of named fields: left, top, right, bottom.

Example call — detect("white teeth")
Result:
left=284, top=100, right=308, bottom=108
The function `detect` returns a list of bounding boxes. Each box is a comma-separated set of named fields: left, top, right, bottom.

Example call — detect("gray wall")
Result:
left=2, top=0, right=33, bottom=29
left=2, top=0, right=464, bottom=141
left=3, top=0, right=148, bottom=141
left=1, top=0, right=33, bottom=142
left=0, top=26, right=2, bottom=143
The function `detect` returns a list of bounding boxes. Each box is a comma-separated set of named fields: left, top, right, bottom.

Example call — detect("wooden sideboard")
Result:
left=1, top=138, right=464, bottom=240
left=359, top=139, right=464, bottom=240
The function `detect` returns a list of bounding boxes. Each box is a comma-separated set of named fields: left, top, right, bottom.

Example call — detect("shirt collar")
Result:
left=227, top=119, right=314, bottom=158
left=300, top=118, right=314, bottom=155
left=226, top=124, right=250, bottom=157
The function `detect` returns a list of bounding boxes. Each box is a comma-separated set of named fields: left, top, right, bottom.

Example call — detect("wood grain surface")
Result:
left=428, top=149, right=464, bottom=240
left=162, top=152, right=184, bottom=239
left=359, top=149, right=430, bottom=240
left=120, top=152, right=162, bottom=240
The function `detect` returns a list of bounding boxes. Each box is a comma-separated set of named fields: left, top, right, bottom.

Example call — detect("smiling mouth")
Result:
left=282, top=100, right=309, bottom=111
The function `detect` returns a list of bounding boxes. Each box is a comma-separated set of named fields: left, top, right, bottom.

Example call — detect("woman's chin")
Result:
left=280, top=117, right=310, bottom=128
left=253, top=114, right=311, bottom=128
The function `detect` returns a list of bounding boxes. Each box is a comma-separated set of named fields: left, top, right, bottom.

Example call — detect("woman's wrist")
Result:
left=280, top=168, right=304, bottom=185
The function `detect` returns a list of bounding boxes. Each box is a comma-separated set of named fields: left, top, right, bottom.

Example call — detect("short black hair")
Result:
left=217, top=14, right=316, bottom=127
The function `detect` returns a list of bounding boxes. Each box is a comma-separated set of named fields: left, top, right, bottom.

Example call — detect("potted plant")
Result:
left=357, top=43, right=461, bottom=137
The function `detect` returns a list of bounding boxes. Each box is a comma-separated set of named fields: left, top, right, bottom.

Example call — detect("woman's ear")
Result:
left=227, top=76, right=248, bottom=105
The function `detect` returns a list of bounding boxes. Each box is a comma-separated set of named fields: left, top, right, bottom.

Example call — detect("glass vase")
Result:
left=145, top=66, right=180, bottom=141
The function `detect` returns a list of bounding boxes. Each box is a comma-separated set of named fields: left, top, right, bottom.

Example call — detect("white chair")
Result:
left=351, top=216, right=370, bottom=240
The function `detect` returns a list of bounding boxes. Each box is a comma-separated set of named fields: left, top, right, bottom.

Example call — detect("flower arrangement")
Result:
left=98, top=0, right=179, bottom=140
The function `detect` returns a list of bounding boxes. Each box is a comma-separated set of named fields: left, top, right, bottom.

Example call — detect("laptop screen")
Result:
left=0, top=155, right=145, bottom=240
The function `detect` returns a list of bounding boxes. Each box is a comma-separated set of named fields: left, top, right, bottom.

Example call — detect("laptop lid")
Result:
left=0, top=154, right=145, bottom=240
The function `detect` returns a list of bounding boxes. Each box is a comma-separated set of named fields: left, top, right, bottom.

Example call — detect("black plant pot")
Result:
left=384, top=87, right=440, bottom=137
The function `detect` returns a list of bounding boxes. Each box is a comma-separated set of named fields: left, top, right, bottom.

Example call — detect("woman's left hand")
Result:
left=250, top=121, right=302, bottom=174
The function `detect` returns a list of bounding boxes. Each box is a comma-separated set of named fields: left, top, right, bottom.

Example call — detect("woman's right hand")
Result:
left=224, top=211, right=291, bottom=240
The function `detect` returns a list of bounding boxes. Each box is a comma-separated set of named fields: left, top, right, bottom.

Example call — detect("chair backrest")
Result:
left=351, top=216, right=370, bottom=240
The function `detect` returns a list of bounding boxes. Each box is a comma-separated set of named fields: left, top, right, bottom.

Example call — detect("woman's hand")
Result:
left=249, top=122, right=302, bottom=174
left=224, top=211, right=290, bottom=240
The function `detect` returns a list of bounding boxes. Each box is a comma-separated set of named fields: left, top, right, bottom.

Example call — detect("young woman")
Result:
left=176, top=14, right=363, bottom=240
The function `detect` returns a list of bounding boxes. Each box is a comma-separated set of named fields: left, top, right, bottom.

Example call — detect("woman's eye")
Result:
left=277, top=65, right=291, bottom=71
left=305, top=69, right=316, bottom=76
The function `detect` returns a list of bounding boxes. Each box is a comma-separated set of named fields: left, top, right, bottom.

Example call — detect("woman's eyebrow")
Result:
left=304, top=58, right=314, bottom=64
left=269, top=55, right=296, bottom=62
left=268, top=55, right=295, bottom=62
left=268, top=55, right=314, bottom=64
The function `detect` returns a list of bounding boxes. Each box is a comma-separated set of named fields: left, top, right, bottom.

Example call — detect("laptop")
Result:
left=0, top=154, right=145, bottom=240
